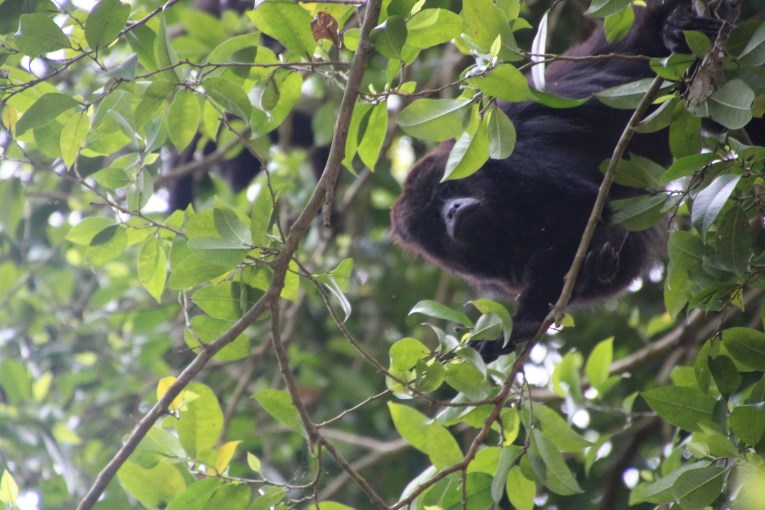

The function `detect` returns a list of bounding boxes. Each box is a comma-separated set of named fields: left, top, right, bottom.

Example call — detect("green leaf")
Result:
left=406, top=9, right=465, bottom=49
left=213, top=206, right=252, bottom=245
left=672, top=466, right=729, bottom=510
left=461, top=0, right=510, bottom=50
left=552, top=351, right=583, bottom=399
left=60, top=112, right=89, bottom=168
left=256, top=70, right=303, bottom=135
left=156, top=15, right=181, bottom=82
left=491, top=446, right=523, bottom=503
left=660, top=153, right=716, bottom=184
left=486, top=108, right=516, bottom=159
left=444, top=362, right=490, bottom=400
left=166, top=478, right=222, bottom=510
left=737, top=22, right=765, bottom=65
left=167, top=90, right=201, bottom=151
left=192, top=282, right=260, bottom=322
left=92, top=89, right=131, bottom=130
left=641, top=386, right=716, bottom=431
left=249, top=184, right=276, bottom=246
left=131, top=426, right=185, bottom=469
left=426, top=424, right=462, bottom=469
left=168, top=238, right=233, bottom=289
left=173, top=382, right=224, bottom=459
left=247, top=452, right=261, bottom=473
left=683, top=31, right=712, bottom=57
left=469, top=64, right=530, bottom=102
left=372, top=15, right=407, bottom=59
left=203, top=77, right=252, bottom=121
left=669, top=108, right=702, bottom=158
left=85, top=224, right=128, bottom=265
left=706, top=79, right=754, bottom=130
left=135, top=80, right=175, bottom=129
left=85, top=0, right=130, bottom=50
left=443, top=109, right=489, bottom=180
left=251, top=486, right=288, bottom=510
left=138, top=236, right=167, bottom=302
left=440, top=473, right=494, bottom=508
left=585, top=0, right=631, bottom=17
left=530, top=429, right=583, bottom=495
left=117, top=461, right=186, bottom=509
left=631, top=461, right=710, bottom=504
left=187, top=236, right=248, bottom=268
left=506, top=466, right=535, bottom=510
left=650, top=54, right=696, bottom=81
left=185, top=316, right=250, bottom=362
left=357, top=101, right=388, bottom=170
left=308, top=503, right=354, bottom=510
left=0, top=178, right=23, bottom=236
left=610, top=194, right=668, bottom=231
left=206, top=34, right=278, bottom=80
left=388, top=402, right=429, bottom=452
left=667, top=230, right=705, bottom=277
left=469, top=299, right=512, bottom=345
left=247, top=1, right=315, bottom=55
left=253, top=390, right=306, bottom=438
left=730, top=404, right=765, bottom=446
left=16, top=13, right=70, bottom=56
left=342, top=101, right=371, bottom=168
left=66, top=217, right=116, bottom=246
left=315, top=271, right=352, bottom=322
left=16, top=93, right=81, bottom=136
left=608, top=153, right=665, bottom=190
left=716, top=206, right=752, bottom=275
left=708, top=355, right=741, bottom=399
left=596, top=78, right=661, bottom=109
left=92, top=165, right=134, bottom=190
left=0, top=360, right=32, bottom=404
left=722, top=327, right=765, bottom=370
left=397, top=98, right=471, bottom=141
left=389, top=337, right=430, bottom=371
left=530, top=90, right=588, bottom=108
left=531, top=404, right=591, bottom=452
left=126, top=24, right=157, bottom=70
left=409, top=300, right=473, bottom=327
left=585, top=337, right=614, bottom=394
left=692, top=174, right=740, bottom=239
left=603, top=5, right=634, bottom=43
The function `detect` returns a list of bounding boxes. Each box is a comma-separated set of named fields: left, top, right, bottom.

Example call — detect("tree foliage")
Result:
left=0, top=0, right=765, bottom=509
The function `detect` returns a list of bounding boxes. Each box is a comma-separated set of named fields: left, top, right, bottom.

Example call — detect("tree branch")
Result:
left=77, top=0, right=382, bottom=506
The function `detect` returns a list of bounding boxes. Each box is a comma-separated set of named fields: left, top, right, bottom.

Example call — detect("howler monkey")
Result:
left=391, top=0, right=730, bottom=361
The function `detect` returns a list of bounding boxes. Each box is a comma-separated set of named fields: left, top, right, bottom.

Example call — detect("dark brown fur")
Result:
left=391, top=0, right=716, bottom=360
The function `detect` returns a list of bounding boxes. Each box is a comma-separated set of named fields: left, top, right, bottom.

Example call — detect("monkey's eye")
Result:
left=437, top=181, right=459, bottom=199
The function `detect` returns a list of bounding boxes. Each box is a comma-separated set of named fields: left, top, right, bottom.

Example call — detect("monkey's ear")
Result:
left=661, top=5, right=725, bottom=54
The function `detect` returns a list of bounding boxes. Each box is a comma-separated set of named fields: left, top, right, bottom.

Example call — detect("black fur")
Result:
left=391, top=0, right=721, bottom=361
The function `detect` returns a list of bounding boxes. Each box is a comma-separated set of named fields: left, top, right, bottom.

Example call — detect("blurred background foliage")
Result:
left=0, top=0, right=765, bottom=509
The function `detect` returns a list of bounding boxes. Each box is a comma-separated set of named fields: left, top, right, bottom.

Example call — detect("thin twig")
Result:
left=549, top=75, right=664, bottom=327
left=77, top=0, right=384, bottom=505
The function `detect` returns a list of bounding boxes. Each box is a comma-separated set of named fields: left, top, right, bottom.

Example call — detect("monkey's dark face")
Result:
left=390, top=144, right=516, bottom=283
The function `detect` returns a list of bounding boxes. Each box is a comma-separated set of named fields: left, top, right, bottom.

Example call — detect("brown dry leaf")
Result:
left=311, top=12, right=341, bottom=47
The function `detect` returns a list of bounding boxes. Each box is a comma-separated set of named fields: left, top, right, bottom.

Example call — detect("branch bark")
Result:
left=76, top=0, right=382, bottom=507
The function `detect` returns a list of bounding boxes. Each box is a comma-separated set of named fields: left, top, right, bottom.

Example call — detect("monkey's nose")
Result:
left=442, top=198, right=480, bottom=238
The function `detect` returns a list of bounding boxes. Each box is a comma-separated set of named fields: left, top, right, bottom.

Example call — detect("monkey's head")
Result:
left=390, top=142, right=520, bottom=285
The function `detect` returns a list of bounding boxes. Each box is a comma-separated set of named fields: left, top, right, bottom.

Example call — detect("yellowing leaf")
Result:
left=0, top=470, right=19, bottom=504
left=157, top=376, right=185, bottom=411
left=215, top=440, right=241, bottom=474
